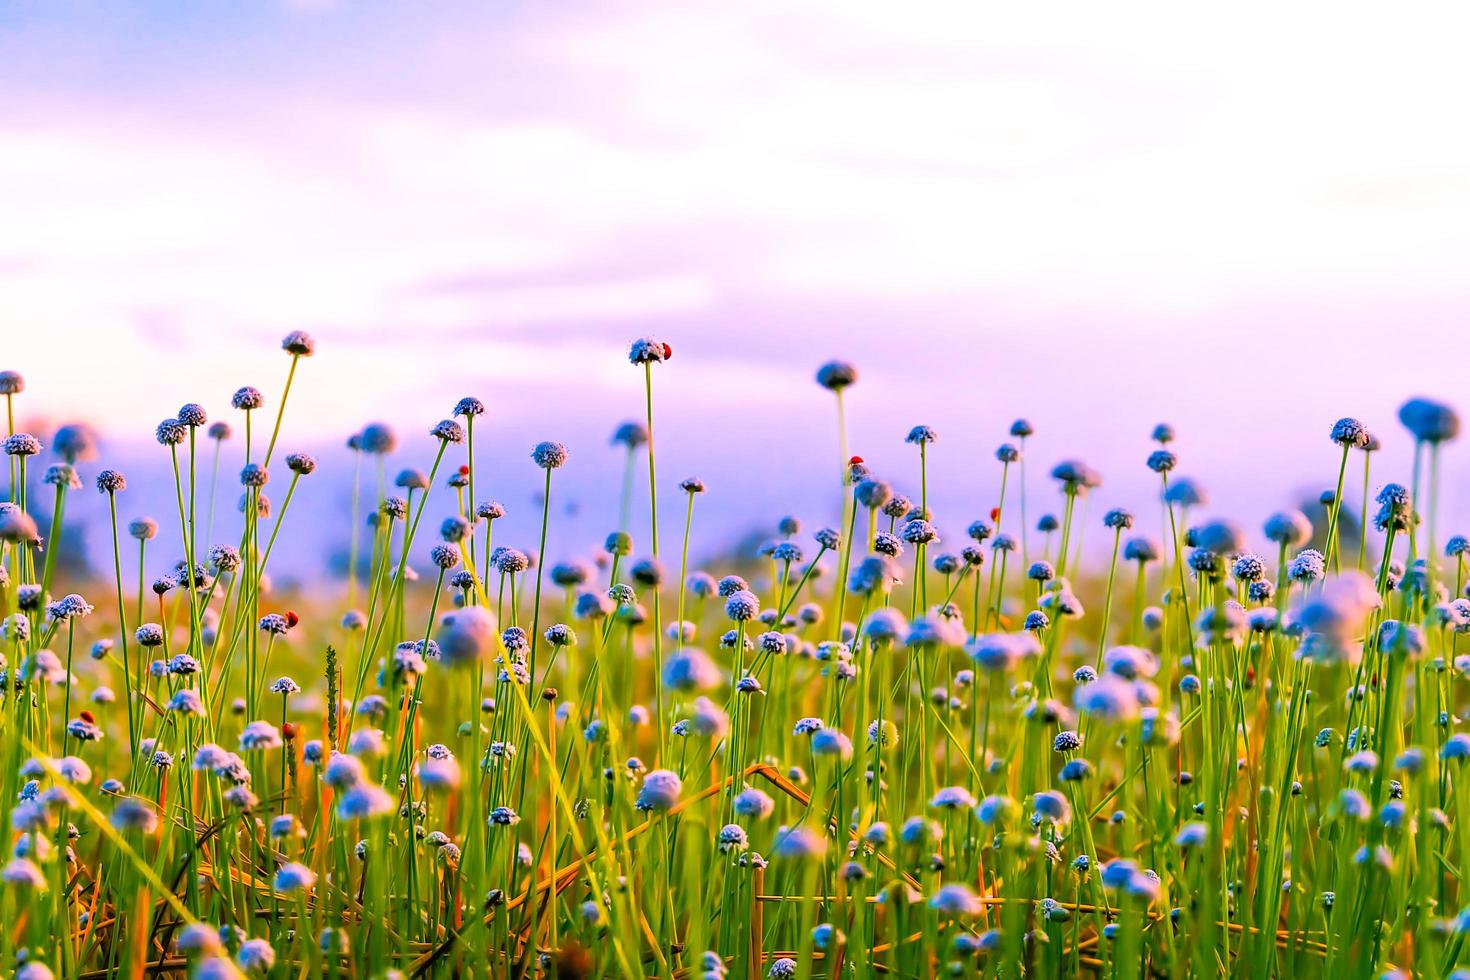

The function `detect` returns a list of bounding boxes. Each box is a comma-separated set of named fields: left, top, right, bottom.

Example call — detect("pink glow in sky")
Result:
left=4, top=1, right=1470, bottom=565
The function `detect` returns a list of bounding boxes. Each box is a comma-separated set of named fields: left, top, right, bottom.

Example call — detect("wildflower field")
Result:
left=1, top=334, right=1466, bottom=980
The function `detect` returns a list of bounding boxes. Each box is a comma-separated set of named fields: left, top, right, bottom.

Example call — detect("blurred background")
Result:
left=3, top=1, right=1470, bottom=582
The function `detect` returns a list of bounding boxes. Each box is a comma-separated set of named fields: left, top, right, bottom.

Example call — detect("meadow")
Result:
left=0, top=333, right=1464, bottom=979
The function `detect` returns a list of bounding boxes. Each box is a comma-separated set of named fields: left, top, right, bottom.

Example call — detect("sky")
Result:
left=3, top=1, right=1470, bottom=578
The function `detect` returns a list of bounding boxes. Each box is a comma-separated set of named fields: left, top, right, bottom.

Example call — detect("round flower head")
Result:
left=169, top=689, right=205, bottom=715
left=718, top=823, right=749, bottom=852
left=1288, top=548, right=1326, bottom=583
left=1010, top=418, right=1033, bottom=438
left=1374, top=482, right=1414, bottom=531
left=207, top=420, right=231, bottom=440
left=1104, top=508, right=1134, bottom=530
left=631, top=557, right=666, bottom=586
left=661, top=647, right=721, bottom=692
left=428, top=543, right=460, bottom=570
left=609, top=420, right=649, bottom=450
left=995, top=442, right=1020, bottom=463
left=258, top=613, right=290, bottom=635
left=1039, top=588, right=1084, bottom=618
left=356, top=422, right=396, bottom=455
left=52, top=422, right=98, bottom=462
left=151, top=419, right=185, bottom=447
left=1264, top=509, right=1313, bottom=547
left=967, top=631, right=1041, bottom=671
left=905, top=424, right=938, bottom=445
left=1232, top=553, right=1266, bottom=582
left=15, top=960, right=54, bottom=980
left=336, top=783, right=394, bottom=821
left=1051, top=460, right=1101, bottom=494
left=687, top=696, right=729, bottom=737
left=1074, top=674, right=1142, bottom=723
left=635, top=769, right=682, bottom=811
left=734, top=786, right=776, bottom=819
left=629, top=337, right=671, bottom=364
left=815, top=360, right=858, bottom=391
left=930, top=883, right=983, bottom=918
left=274, top=862, right=317, bottom=893
left=1149, top=422, right=1175, bottom=444
left=111, top=796, right=160, bottom=834
left=1379, top=619, right=1426, bottom=657
left=43, top=464, right=80, bottom=490
left=231, top=386, right=264, bottom=411
left=0, top=511, right=36, bottom=549
left=1103, top=645, right=1158, bottom=680
left=429, top=419, right=464, bottom=444
left=811, top=728, right=853, bottom=759
left=285, top=452, right=316, bottom=476
left=469, top=500, right=504, bottom=524
left=861, top=607, right=908, bottom=644
left=544, top=561, right=588, bottom=588
left=1330, top=417, right=1369, bottom=448
left=1123, top=536, right=1159, bottom=563
left=48, top=593, right=94, bottom=620
left=238, top=463, right=269, bottom=489
left=173, top=403, right=207, bottom=429
left=930, top=785, right=978, bottom=810
left=881, top=494, right=911, bottom=519
left=239, top=721, right=283, bottom=751
left=95, top=469, right=127, bottom=494
left=281, top=330, right=315, bottom=355
left=0, top=370, right=23, bottom=394
left=772, top=826, right=828, bottom=862
left=453, top=395, right=485, bottom=418
left=1399, top=396, right=1460, bottom=443
left=1146, top=450, right=1176, bottom=474
left=236, top=938, right=276, bottom=973
left=725, top=589, right=760, bottom=622
left=436, top=605, right=497, bottom=667
left=847, top=555, right=898, bottom=596
left=854, top=479, right=891, bottom=511
left=1193, top=519, right=1244, bottom=556
left=1032, top=790, right=1072, bottom=824
left=3, top=433, right=41, bottom=457
left=532, top=440, right=568, bottom=468
left=1248, top=583, right=1278, bottom=608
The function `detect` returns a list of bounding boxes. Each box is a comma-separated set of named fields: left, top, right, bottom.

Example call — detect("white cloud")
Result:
left=2, top=0, right=1470, bottom=439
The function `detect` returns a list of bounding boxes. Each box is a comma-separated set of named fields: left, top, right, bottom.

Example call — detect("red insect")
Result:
left=990, top=507, right=1001, bottom=521
left=849, top=455, right=864, bottom=466
left=79, top=710, right=95, bottom=724
left=286, top=611, right=300, bottom=628
left=458, top=465, right=470, bottom=476
left=661, top=342, right=673, bottom=359
left=282, top=722, right=299, bottom=740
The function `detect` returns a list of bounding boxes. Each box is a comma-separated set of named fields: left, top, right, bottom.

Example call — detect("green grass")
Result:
left=0, top=347, right=1461, bottom=979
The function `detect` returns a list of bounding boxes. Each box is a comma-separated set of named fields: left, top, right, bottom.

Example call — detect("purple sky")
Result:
left=4, top=2, right=1470, bottom=577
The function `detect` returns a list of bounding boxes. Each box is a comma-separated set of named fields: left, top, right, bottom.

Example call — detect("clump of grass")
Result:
left=0, top=342, right=1467, bottom=979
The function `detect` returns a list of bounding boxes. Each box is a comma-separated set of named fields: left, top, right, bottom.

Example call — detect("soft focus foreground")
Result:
left=0, top=338, right=1465, bottom=980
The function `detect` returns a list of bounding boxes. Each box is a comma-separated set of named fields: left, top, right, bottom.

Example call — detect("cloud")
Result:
left=2, top=0, right=1470, bottom=472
